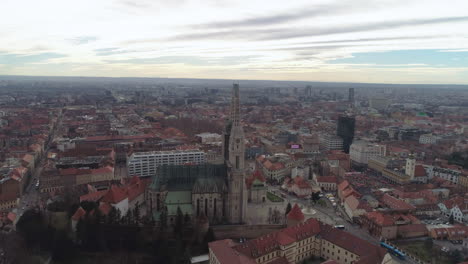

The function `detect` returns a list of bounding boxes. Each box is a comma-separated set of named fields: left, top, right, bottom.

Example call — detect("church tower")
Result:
left=405, top=153, right=416, bottom=180
left=226, top=83, right=247, bottom=224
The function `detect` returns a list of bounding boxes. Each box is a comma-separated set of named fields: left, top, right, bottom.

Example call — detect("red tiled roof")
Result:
left=381, top=194, right=415, bottom=211
left=443, top=196, right=468, bottom=210
left=337, top=180, right=350, bottom=192
left=126, top=177, right=147, bottom=202
left=7, top=212, right=16, bottom=222
left=209, top=239, right=256, bottom=264
left=287, top=204, right=305, bottom=222
left=234, top=218, right=321, bottom=258
left=246, top=170, right=266, bottom=189
left=320, top=223, right=386, bottom=262
left=414, top=165, right=426, bottom=177
left=80, top=190, right=107, bottom=202
left=99, top=202, right=112, bottom=215
left=316, top=176, right=337, bottom=184
left=209, top=218, right=386, bottom=264
left=72, top=207, right=86, bottom=221
left=84, top=134, right=154, bottom=142
left=398, top=224, right=427, bottom=234
left=101, top=185, right=127, bottom=204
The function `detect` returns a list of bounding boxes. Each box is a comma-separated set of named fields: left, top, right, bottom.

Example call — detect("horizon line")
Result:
left=1, top=74, right=468, bottom=87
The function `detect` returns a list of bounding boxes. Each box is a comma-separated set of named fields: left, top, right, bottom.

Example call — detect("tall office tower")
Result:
left=305, top=85, right=312, bottom=97
left=224, top=83, right=247, bottom=224
left=348, top=88, right=354, bottom=103
left=337, top=116, right=355, bottom=153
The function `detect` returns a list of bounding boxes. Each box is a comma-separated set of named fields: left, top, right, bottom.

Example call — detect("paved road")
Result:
left=268, top=185, right=423, bottom=263
left=268, top=186, right=378, bottom=243
left=15, top=109, right=62, bottom=219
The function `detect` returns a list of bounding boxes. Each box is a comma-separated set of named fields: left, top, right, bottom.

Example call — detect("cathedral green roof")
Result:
left=149, top=163, right=227, bottom=191
left=165, top=191, right=192, bottom=205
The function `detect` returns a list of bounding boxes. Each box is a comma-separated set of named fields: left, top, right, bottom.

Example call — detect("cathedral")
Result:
left=147, top=83, right=247, bottom=224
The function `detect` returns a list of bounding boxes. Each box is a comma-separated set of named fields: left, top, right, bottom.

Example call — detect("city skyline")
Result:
left=1, top=0, right=468, bottom=84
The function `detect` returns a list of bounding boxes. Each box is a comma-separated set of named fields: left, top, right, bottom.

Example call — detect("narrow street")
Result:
left=15, top=108, right=63, bottom=219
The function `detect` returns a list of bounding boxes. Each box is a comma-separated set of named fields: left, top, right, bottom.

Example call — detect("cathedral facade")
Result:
left=147, top=83, right=247, bottom=225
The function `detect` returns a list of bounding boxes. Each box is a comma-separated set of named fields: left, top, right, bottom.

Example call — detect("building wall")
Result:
left=459, top=175, right=468, bottom=191
left=90, top=170, right=114, bottom=182
left=112, top=197, right=129, bottom=216
left=426, top=166, right=461, bottom=184
left=208, top=230, right=376, bottom=264
left=127, top=150, right=206, bottom=177
left=75, top=173, right=92, bottom=185
left=128, top=192, right=145, bottom=209
left=0, top=198, right=19, bottom=210
left=318, top=182, right=337, bottom=192
left=321, top=239, right=359, bottom=264
left=0, top=178, right=21, bottom=210
left=350, top=142, right=386, bottom=165
left=192, top=192, right=224, bottom=222
left=249, top=188, right=267, bottom=203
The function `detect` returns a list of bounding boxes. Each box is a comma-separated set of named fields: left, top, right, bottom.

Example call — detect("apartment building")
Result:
left=319, top=134, right=343, bottom=151
left=349, top=141, right=386, bottom=166
left=127, top=149, right=206, bottom=177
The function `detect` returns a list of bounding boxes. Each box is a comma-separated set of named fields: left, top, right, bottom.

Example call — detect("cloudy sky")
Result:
left=1, top=0, right=468, bottom=84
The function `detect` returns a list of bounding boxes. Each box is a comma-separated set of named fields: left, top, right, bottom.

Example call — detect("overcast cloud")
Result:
left=0, top=0, right=467, bottom=83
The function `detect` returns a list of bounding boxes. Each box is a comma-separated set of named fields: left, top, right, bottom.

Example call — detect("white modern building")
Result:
left=419, top=133, right=439, bottom=145
left=319, top=133, right=343, bottom=151
left=127, top=149, right=206, bottom=177
left=424, top=165, right=462, bottom=184
left=196, top=133, right=222, bottom=144
left=349, top=141, right=386, bottom=165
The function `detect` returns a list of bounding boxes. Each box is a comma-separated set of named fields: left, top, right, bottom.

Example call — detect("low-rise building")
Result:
left=419, top=133, right=439, bottom=145
left=257, top=154, right=295, bottom=181
left=314, top=175, right=338, bottom=192
left=349, top=141, right=386, bottom=166
left=283, top=176, right=313, bottom=198
left=208, top=218, right=387, bottom=264
left=343, top=195, right=371, bottom=220
left=361, top=211, right=422, bottom=239
left=424, top=164, right=462, bottom=184
left=319, top=134, right=343, bottom=151
left=438, top=196, right=468, bottom=223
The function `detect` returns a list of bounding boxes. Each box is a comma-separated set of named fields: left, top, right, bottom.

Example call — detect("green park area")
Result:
left=267, top=192, right=284, bottom=202
left=394, top=240, right=461, bottom=264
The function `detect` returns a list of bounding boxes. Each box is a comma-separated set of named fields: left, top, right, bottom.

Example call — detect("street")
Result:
left=14, top=109, right=62, bottom=219
left=268, top=185, right=379, bottom=243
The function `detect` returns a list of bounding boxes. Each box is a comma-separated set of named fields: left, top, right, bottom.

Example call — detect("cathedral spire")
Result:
left=231, top=83, right=240, bottom=127
left=226, top=82, right=247, bottom=224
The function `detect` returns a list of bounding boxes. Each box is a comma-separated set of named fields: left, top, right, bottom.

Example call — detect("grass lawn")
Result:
left=267, top=192, right=284, bottom=202
left=394, top=241, right=454, bottom=264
